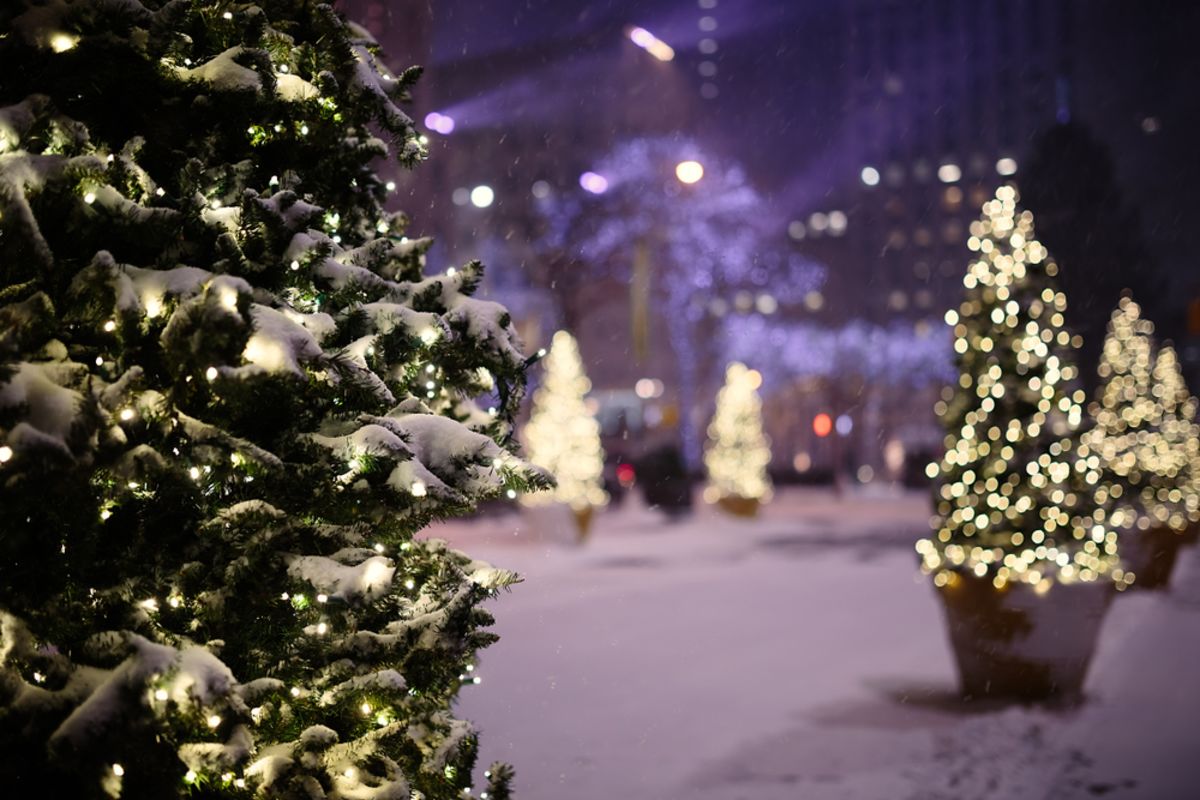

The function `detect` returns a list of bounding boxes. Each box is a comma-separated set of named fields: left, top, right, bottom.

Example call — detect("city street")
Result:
left=431, top=488, right=1200, bottom=800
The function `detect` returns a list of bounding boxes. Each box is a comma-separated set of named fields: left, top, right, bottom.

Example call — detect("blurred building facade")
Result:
left=331, top=0, right=1200, bottom=480
left=791, top=0, right=1072, bottom=324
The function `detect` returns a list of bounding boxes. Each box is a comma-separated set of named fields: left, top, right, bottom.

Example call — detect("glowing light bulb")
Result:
left=470, top=185, right=494, bottom=208
left=50, top=33, right=78, bottom=53
left=675, top=160, right=704, bottom=184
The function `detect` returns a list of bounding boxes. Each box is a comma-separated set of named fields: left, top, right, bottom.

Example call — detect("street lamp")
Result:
left=675, top=160, right=703, bottom=184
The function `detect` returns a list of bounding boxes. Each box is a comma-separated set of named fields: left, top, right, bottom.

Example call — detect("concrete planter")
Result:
left=520, top=502, right=595, bottom=545
left=715, top=495, right=760, bottom=518
left=935, top=572, right=1113, bottom=701
left=1122, top=526, right=1183, bottom=590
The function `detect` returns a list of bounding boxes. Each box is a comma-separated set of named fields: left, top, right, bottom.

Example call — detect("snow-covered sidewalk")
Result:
left=428, top=488, right=1200, bottom=800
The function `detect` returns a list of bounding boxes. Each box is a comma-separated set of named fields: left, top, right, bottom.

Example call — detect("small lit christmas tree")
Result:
left=1080, top=300, right=1194, bottom=535
left=521, top=330, right=607, bottom=535
left=704, top=362, right=772, bottom=516
left=1155, top=344, right=1200, bottom=531
left=918, top=186, right=1126, bottom=589
left=0, top=2, right=549, bottom=798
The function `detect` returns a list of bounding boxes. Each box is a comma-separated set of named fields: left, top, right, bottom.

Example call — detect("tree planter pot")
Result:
left=520, top=502, right=595, bottom=545
left=1122, top=526, right=1183, bottom=590
left=935, top=572, right=1114, bottom=701
left=572, top=505, right=595, bottom=542
left=716, top=495, right=760, bottom=518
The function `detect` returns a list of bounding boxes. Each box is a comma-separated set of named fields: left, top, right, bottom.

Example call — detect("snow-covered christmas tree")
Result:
left=1080, top=298, right=1194, bottom=538
left=704, top=362, right=772, bottom=516
left=918, top=186, right=1128, bottom=589
left=521, top=330, right=607, bottom=536
left=0, top=3, right=549, bottom=798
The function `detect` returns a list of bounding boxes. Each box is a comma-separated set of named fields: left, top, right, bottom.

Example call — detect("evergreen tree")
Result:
left=0, top=2, right=548, bottom=798
left=1079, top=299, right=1194, bottom=535
left=703, top=362, right=772, bottom=508
left=1152, top=344, right=1200, bottom=527
left=918, top=186, right=1127, bottom=589
left=521, top=330, right=607, bottom=515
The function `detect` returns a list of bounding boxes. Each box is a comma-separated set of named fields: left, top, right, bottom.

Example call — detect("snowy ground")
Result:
left=427, top=487, right=1200, bottom=800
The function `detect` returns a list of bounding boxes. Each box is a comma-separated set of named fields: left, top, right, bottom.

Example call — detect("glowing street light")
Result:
left=469, top=185, right=494, bottom=208
left=675, top=160, right=704, bottom=184
left=937, top=163, right=962, bottom=183
left=579, top=171, right=608, bottom=194
left=628, top=26, right=675, bottom=61
left=995, top=157, right=1018, bottom=176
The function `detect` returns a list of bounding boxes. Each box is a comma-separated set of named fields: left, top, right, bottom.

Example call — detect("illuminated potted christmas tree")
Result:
left=521, top=330, right=607, bottom=541
left=1155, top=344, right=1200, bottom=543
left=918, top=186, right=1130, bottom=701
left=1154, top=344, right=1200, bottom=543
left=1081, top=309, right=1198, bottom=587
left=0, top=2, right=549, bottom=796
left=704, top=362, right=772, bottom=517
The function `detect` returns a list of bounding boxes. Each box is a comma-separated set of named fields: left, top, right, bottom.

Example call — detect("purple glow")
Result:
left=722, top=316, right=954, bottom=389
left=579, top=171, right=609, bottom=194
left=424, top=112, right=455, bottom=135
left=541, top=137, right=826, bottom=466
